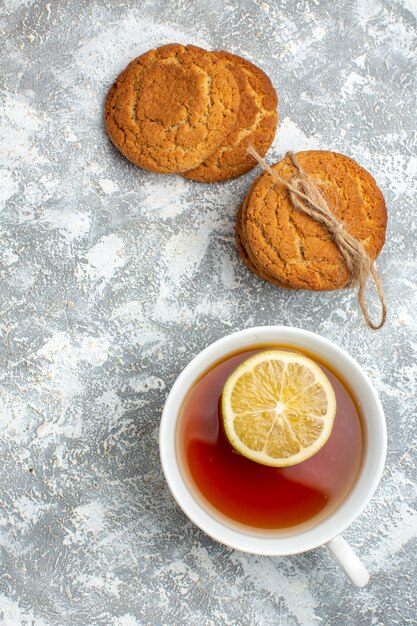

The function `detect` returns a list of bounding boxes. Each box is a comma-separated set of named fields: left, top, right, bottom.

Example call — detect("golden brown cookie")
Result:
left=105, top=44, right=240, bottom=174
left=184, top=51, right=278, bottom=182
left=239, top=151, right=387, bottom=291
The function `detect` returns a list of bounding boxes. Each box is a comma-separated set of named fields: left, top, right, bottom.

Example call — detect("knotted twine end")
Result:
left=246, top=146, right=387, bottom=330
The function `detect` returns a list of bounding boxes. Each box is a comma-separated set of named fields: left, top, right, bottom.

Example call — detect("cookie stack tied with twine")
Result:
left=105, top=44, right=278, bottom=182
left=237, top=149, right=387, bottom=329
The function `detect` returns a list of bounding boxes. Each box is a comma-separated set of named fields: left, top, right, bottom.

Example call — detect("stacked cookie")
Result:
left=105, top=44, right=278, bottom=182
left=237, top=151, right=387, bottom=291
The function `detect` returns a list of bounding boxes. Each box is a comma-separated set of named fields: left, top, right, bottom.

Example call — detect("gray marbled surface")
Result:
left=0, top=0, right=416, bottom=624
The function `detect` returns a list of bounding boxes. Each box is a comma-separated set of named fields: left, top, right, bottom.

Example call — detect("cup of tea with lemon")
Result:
left=160, top=326, right=386, bottom=587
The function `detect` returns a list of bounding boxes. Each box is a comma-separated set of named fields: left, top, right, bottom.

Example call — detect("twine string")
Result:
left=247, top=147, right=386, bottom=330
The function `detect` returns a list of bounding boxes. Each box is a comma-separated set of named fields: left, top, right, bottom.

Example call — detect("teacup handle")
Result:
left=326, top=535, right=369, bottom=587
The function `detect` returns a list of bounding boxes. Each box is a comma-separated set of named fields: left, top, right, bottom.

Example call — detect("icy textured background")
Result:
left=1, top=0, right=416, bottom=624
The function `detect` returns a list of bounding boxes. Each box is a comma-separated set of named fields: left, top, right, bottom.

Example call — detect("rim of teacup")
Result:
left=159, top=326, right=387, bottom=555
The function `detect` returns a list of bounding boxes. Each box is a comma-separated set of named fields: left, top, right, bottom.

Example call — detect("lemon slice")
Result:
left=222, top=350, right=336, bottom=467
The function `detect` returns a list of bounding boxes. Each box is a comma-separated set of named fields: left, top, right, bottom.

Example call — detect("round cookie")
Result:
left=184, top=51, right=278, bottom=182
left=241, top=151, right=387, bottom=291
left=105, top=44, right=240, bottom=174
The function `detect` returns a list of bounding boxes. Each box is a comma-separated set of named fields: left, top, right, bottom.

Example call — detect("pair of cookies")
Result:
left=105, top=44, right=278, bottom=182
left=237, top=151, right=387, bottom=291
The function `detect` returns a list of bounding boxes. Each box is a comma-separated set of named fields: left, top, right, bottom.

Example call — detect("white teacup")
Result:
left=159, top=326, right=386, bottom=587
